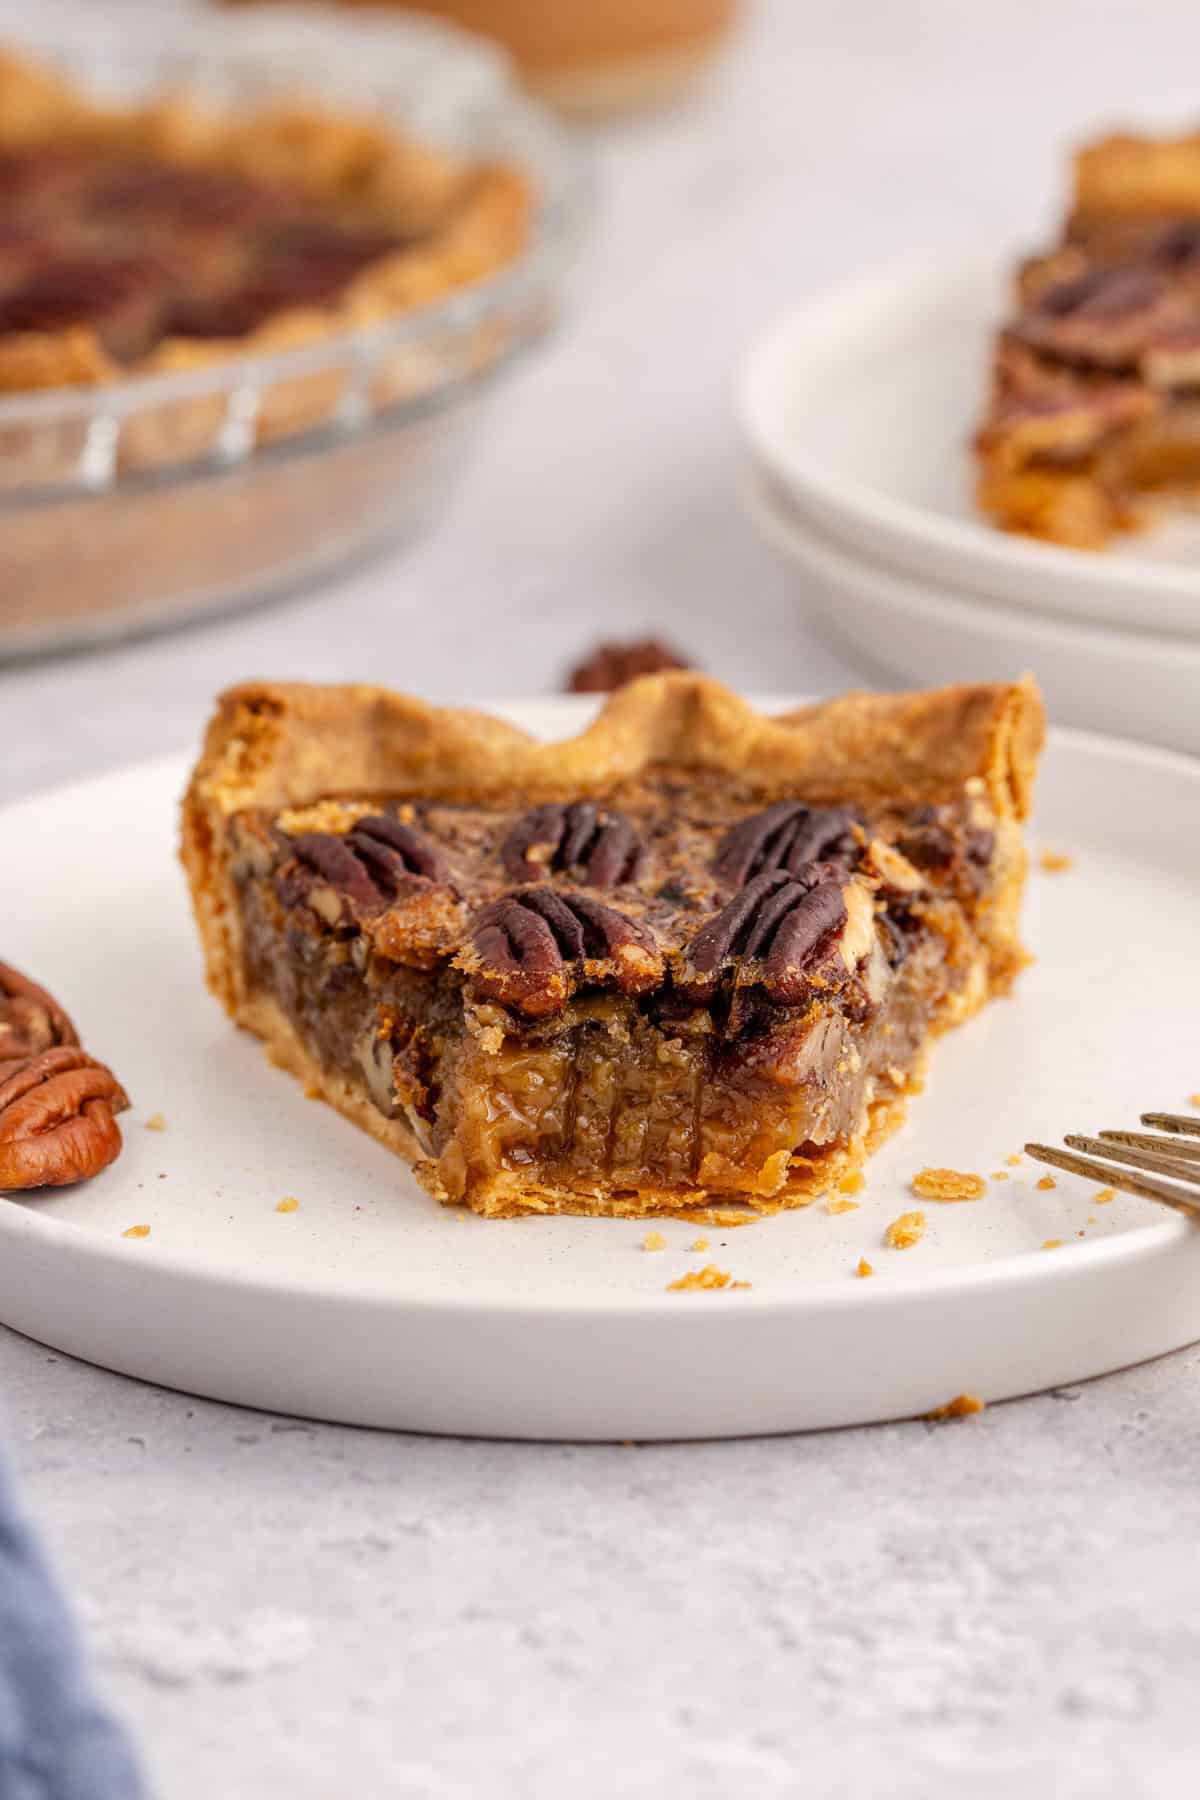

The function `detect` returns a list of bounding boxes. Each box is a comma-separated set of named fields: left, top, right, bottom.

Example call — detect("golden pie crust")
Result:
left=183, top=673, right=1044, bottom=1218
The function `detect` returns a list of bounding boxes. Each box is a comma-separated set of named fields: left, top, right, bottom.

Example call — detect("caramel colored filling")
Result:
left=237, top=873, right=976, bottom=1213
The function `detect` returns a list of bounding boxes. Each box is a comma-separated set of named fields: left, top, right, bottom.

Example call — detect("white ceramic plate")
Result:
left=2, top=698, right=1199, bottom=1440
left=747, top=475, right=1200, bottom=758
left=739, top=255, right=1200, bottom=636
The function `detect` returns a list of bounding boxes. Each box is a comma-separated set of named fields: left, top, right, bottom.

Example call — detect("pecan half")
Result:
left=287, top=815, right=449, bottom=918
left=714, top=802, right=858, bottom=888
left=0, top=1046, right=130, bottom=1190
left=501, top=802, right=645, bottom=887
left=0, top=962, right=79, bottom=1063
left=678, top=867, right=853, bottom=1005
left=462, top=888, right=663, bottom=1018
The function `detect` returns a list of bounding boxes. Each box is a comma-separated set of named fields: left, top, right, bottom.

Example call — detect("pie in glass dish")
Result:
left=976, top=124, right=1200, bottom=548
left=0, top=47, right=529, bottom=395
left=182, top=675, right=1044, bottom=1219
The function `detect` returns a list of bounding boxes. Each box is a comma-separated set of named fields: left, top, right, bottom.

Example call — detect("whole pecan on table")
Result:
left=0, top=960, right=79, bottom=1062
left=0, top=961, right=130, bottom=1190
left=565, top=638, right=694, bottom=694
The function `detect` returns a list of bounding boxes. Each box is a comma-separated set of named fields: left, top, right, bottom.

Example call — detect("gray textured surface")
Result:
left=3, top=0, right=1200, bottom=1793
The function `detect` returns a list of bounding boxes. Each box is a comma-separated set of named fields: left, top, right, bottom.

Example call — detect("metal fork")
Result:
left=1026, top=1113, right=1200, bottom=1220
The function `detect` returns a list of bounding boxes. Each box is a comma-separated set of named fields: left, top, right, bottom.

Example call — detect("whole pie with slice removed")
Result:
left=182, top=674, right=1044, bottom=1218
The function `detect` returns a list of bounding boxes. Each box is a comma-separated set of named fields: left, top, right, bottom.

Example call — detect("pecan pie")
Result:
left=182, top=674, right=1044, bottom=1218
left=975, top=126, right=1200, bottom=547
left=0, top=49, right=529, bottom=396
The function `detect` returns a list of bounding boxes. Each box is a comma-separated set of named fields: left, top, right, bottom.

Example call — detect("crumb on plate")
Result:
left=1006, top=1153, right=1023, bottom=1167
left=1042, top=1238, right=1063, bottom=1250
left=1037, top=1175, right=1056, bottom=1191
left=276, top=1196, right=299, bottom=1214
left=144, top=1113, right=167, bottom=1132
left=690, top=1236, right=710, bottom=1252
left=122, top=1224, right=151, bottom=1240
left=912, top=1167, right=986, bottom=1202
left=1039, top=848, right=1074, bottom=873
left=926, top=1392, right=986, bottom=1421
left=991, top=1170, right=1009, bottom=1181
left=667, top=1265, right=750, bottom=1293
left=1094, top=1188, right=1116, bottom=1204
left=856, top=1257, right=874, bottom=1279
left=885, top=1210, right=927, bottom=1249
left=641, top=1229, right=667, bottom=1252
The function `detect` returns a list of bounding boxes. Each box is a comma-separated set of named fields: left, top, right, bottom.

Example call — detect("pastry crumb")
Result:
left=825, top=1197, right=860, bottom=1215
left=122, top=1224, right=151, bottom=1240
left=641, top=1230, right=667, bottom=1252
left=912, top=1167, right=986, bottom=1202
left=667, top=1265, right=749, bottom=1293
left=1190, top=1093, right=1200, bottom=1107
left=1042, top=1238, right=1063, bottom=1250
left=276, top=1196, right=299, bottom=1214
left=855, top=1257, right=874, bottom=1279
left=1038, top=848, right=1073, bottom=873
left=990, top=1170, right=1009, bottom=1181
left=144, top=1113, right=167, bottom=1132
left=838, top=1171, right=865, bottom=1195
left=689, top=1236, right=710, bottom=1252
left=1036, top=1175, right=1056, bottom=1191
left=926, top=1392, right=985, bottom=1421
left=885, top=1210, right=927, bottom=1249
left=1094, top=1188, right=1116, bottom=1204
left=1006, top=1153, right=1023, bottom=1167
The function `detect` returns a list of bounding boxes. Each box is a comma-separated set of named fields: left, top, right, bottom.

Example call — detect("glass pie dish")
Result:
left=0, top=8, right=588, bottom=658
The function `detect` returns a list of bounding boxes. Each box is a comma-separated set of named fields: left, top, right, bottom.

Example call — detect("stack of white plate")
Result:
left=737, top=255, right=1200, bottom=756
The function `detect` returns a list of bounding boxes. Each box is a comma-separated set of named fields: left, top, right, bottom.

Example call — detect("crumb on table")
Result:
left=885, top=1210, right=927, bottom=1249
left=122, top=1224, right=151, bottom=1240
left=667, top=1265, right=750, bottom=1293
left=641, top=1229, right=667, bottom=1252
left=1038, top=848, right=1074, bottom=874
left=144, top=1113, right=167, bottom=1132
left=926, top=1393, right=986, bottom=1421
left=276, top=1196, right=299, bottom=1214
left=912, top=1167, right=986, bottom=1202
left=855, top=1257, right=874, bottom=1279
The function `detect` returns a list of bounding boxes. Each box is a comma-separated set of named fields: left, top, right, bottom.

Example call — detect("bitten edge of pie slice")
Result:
left=181, top=672, right=1045, bottom=1218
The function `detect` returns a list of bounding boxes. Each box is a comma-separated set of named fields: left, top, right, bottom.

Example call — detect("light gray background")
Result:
left=3, top=3, right=1200, bottom=1795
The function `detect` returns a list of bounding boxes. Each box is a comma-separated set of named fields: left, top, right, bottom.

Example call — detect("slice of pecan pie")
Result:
left=975, top=124, right=1200, bottom=547
left=182, top=675, right=1044, bottom=1218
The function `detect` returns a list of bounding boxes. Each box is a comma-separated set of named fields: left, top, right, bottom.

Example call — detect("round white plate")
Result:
left=747, top=475, right=1200, bottom=758
left=739, top=255, right=1200, bottom=636
left=2, top=698, right=1199, bottom=1440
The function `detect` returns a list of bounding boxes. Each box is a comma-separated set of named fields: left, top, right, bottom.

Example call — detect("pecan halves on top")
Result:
left=0, top=1046, right=130, bottom=1190
left=0, top=961, right=79, bottom=1063
left=501, top=802, right=645, bottom=888
left=286, top=815, right=450, bottom=916
left=461, top=888, right=663, bottom=1018
left=677, top=868, right=853, bottom=1006
left=713, top=802, right=858, bottom=889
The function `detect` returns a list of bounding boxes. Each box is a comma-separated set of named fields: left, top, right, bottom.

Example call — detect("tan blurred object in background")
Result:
left=224, top=1, right=741, bottom=112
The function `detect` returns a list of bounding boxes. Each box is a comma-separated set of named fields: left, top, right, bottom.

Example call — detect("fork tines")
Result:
left=1025, top=1112, right=1200, bottom=1220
